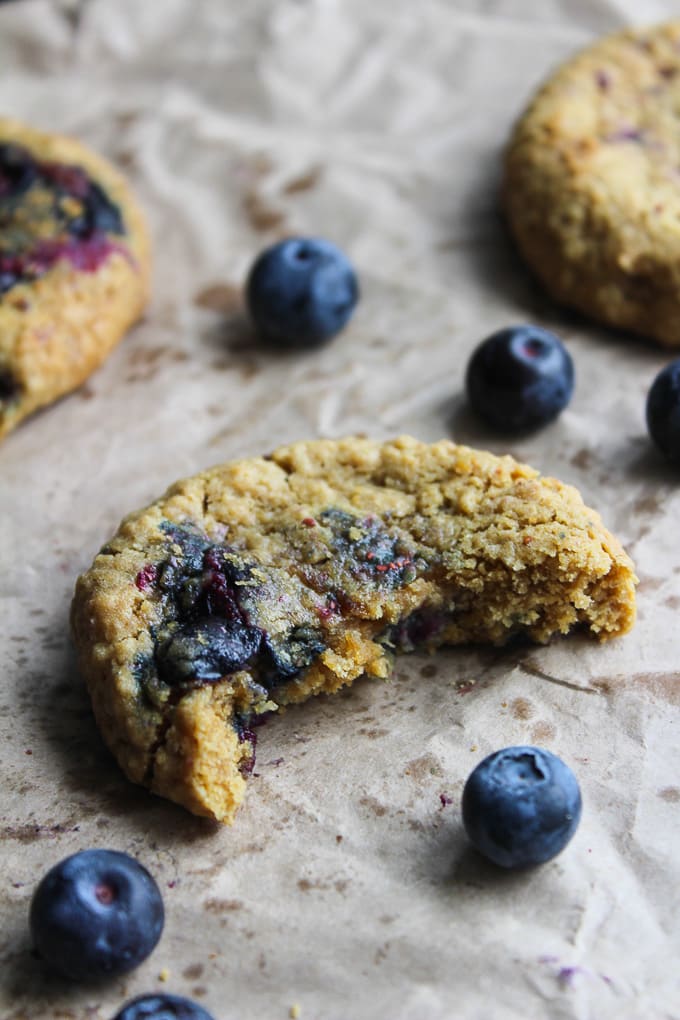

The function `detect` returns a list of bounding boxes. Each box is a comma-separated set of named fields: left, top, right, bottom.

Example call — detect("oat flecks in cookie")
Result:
left=0, top=117, right=150, bottom=440
left=71, top=437, right=637, bottom=824
left=504, top=20, right=680, bottom=348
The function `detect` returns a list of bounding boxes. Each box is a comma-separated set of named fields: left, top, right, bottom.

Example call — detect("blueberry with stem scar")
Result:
left=29, top=849, right=164, bottom=981
left=462, top=746, right=582, bottom=868
left=465, top=325, right=574, bottom=433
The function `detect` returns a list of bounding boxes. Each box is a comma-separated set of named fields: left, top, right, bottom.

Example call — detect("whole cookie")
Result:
left=504, top=21, right=680, bottom=348
left=0, top=117, right=150, bottom=439
left=71, top=436, right=637, bottom=823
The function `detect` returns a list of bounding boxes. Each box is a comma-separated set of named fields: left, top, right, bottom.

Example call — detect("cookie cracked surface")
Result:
left=71, top=437, right=637, bottom=823
left=504, top=20, right=680, bottom=348
left=0, top=116, right=150, bottom=439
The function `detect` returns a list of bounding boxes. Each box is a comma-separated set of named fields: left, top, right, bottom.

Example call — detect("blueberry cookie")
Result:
left=504, top=21, right=680, bottom=348
left=71, top=437, right=637, bottom=823
left=0, top=117, right=150, bottom=439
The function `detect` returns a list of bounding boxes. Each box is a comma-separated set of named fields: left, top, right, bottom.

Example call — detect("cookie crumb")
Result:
left=158, top=967, right=171, bottom=982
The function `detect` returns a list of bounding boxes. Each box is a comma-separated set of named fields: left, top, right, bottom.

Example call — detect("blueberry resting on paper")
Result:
left=646, top=357, right=680, bottom=465
left=461, top=746, right=582, bottom=868
left=111, top=994, right=216, bottom=1020
left=29, top=849, right=164, bottom=980
left=465, top=325, right=574, bottom=433
left=245, top=237, right=359, bottom=347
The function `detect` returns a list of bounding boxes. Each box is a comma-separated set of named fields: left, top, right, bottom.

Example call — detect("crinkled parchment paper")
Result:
left=1, top=1, right=678, bottom=1018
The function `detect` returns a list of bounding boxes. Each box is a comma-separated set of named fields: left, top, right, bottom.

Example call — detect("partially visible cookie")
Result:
left=0, top=117, right=150, bottom=439
left=71, top=436, right=637, bottom=823
left=504, top=21, right=680, bottom=348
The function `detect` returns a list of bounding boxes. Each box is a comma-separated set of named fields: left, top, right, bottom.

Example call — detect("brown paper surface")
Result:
left=1, top=1, right=678, bottom=1018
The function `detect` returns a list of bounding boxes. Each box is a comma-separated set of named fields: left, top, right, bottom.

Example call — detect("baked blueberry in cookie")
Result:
left=71, top=437, right=636, bottom=823
left=0, top=117, right=150, bottom=441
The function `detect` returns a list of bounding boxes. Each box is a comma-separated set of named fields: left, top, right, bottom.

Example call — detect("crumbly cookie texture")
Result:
left=71, top=437, right=637, bottom=823
left=504, top=20, right=680, bottom=348
left=0, top=116, right=150, bottom=439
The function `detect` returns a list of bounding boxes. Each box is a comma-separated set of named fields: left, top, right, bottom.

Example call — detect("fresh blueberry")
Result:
left=29, top=849, right=164, bottom=981
left=245, top=237, right=359, bottom=347
left=155, top=617, right=262, bottom=686
left=111, top=994, right=216, bottom=1020
left=646, top=358, right=680, bottom=466
left=461, top=746, right=582, bottom=869
left=465, top=325, right=574, bottom=433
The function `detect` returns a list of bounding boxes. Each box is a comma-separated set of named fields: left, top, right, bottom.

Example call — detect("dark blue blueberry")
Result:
left=461, top=746, right=582, bottom=869
left=246, top=237, right=359, bottom=348
left=646, top=358, right=680, bottom=466
left=465, top=325, right=574, bottom=433
left=384, top=609, right=448, bottom=653
left=67, top=181, right=124, bottom=238
left=0, top=270, right=20, bottom=293
left=0, top=143, right=37, bottom=198
left=259, top=625, right=326, bottom=687
left=29, top=849, right=164, bottom=981
left=0, top=369, right=20, bottom=403
left=111, top=994, right=216, bottom=1020
left=155, top=617, right=262, bottom=686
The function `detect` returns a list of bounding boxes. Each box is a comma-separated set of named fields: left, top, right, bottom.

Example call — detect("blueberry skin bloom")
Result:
left=646, top=358, right=680, bottom=466
left=29, top=850, right=164, bottom=981
left=111, top=994, right=216, bottom=1020
left=245, top=237, right=359, bottom=347
left=465, top=325, right=574, bottom=433
left=462, top=746, right=582, bottom=869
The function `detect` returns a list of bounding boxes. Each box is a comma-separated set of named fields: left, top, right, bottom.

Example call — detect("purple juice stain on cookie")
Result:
left=234, top=715, right=258, bottom=776
left=604, top=125, right=644, bottom=143
left=384, top=608, right=449, bottom=653
left=595, top=69, right=611, bottom=91
left=0, top=141, right=127, bottom=295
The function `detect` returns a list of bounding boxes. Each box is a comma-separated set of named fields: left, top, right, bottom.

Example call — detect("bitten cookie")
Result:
left=504, top=21, right=680, bottom=348
left=71, top=437, right=637, bottom=823
left=0, top=117, right=150, bottom=439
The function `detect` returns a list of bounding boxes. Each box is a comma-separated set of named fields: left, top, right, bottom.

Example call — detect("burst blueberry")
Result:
left=155, top=617, right=262, bottom=686
left=245, top=237, right=359, bottom=347
left=646, top=358, right=680, bottom=466
left=111, top=994, right=216, bottom=1020
left=29, top=849, right=164, bottom=981
left=461, top=746, right=582, bottom=868
left=67, top=181, right=124, bottom=238
left=0, top=143, right=37, bottom=197
left=465, top=325, right=574, bottom=433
